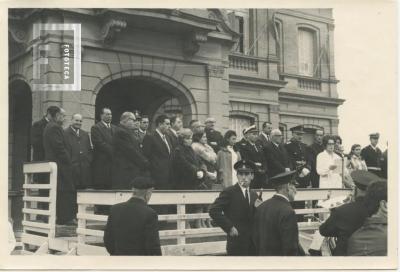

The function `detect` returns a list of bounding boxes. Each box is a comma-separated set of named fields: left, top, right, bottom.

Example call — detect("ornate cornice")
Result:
left=100, top=18, right=127, bottom=45
left=183, top=31, right=208, bottom=59
left=207, top=65, right=225, bottom=78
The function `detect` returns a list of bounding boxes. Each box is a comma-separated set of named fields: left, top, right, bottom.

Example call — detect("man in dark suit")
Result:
left=91, top=108, right=116, bottom=190
left=64, top=113, right=93, bottom=190
left=112, top=112, right=149, bottom=189
left=256, top=121, right=272, bottom=150
left=253, top=170, right=304, bottom=256
left=319, top=170, right=383, bottom=256
left=204, top=117, right=224, bottom=153
left=209, top=160, right=259, bottom=256
left=239, top=125, right=268, bottom=189
left=361, top=133, right=383, bottom=177
left=31, top=106, right=59, bottom=161
left=43, top=107, right=75, bottom=225
left=142, top=115, right=173, bottom=190
left=307, top=129, right=325, bottom=188
left=265, top=129, right=291, bottom=178
left=166, top=115, right=182, bottom=150
left=138, top=115, right=149, bottom=144
left=104, top=177, right=161, bottom=256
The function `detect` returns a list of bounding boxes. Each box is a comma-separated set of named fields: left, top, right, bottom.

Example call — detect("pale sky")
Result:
left=333, top=2, right=396, bottom=152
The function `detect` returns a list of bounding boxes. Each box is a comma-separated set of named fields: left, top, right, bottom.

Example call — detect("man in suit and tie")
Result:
left=307, top=129, right=325, bottom=189
left=253, top=170, right=304, bottom=256
left=138, top=115, right=149, bottom=144
left=361, top=133, right=383, bottom=177
left=239, top=125, right=268, bottom=189
left=31, top=106, right=59, bottom=161
left=209, top=160, right=259, bottom=256
left=43, top=107, right=75, bottom=225
left=64, top=113, right=93, bottom=190
left=112, top=112, right=149, bottom=189
left=257, top=121, right=272, bottom=149
left=167, top=115, right=183, bottom=150
left=104, top=176, right=161, bottom=256
left=264, top=129, right=291, bottom=178
left=142, top=115, right=173, bottom=190
left=91, top=108, right=116, bottom=190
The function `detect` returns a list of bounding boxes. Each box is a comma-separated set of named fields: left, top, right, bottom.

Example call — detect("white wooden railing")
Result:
left=76, top=188, right=352, bottom=256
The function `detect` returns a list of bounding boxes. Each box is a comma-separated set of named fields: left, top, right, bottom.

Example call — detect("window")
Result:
left=298, top=28, right=316, bottom=77
left=230, top=115, right=254, bottom=139
left=235, top=16, right=244, bottom=53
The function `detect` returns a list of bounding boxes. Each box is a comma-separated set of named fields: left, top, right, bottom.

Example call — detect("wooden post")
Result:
left=176, top=204, right=186, bottom=245
left=48, top=162, right=57, bottom=240
left=77, top=204, right=88, bottom=245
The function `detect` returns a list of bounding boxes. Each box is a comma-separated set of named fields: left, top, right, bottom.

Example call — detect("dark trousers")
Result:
left=56, top=190, right=76, bottom=225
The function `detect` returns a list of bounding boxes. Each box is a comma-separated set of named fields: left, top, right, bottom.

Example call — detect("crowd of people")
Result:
left=29, top=105, right=388, bottom=256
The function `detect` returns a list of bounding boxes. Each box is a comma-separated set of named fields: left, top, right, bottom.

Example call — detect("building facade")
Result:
left=8, top=8, right=343, bottom=231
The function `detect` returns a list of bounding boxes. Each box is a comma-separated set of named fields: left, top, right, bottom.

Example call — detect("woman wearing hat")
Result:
left=316, top=135, right=343, bottom=189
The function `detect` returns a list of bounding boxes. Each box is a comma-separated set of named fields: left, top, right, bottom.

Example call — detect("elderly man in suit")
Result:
left=104, top=176, right=161, bottom=256
left=361, top=133, right=383, bottom=177
left=257, top=121, right=273, bottom=150
left=43, top=107, right=75, bottom=225
left=253, top=170, right=304, bottom=256
left=209, top=160, right=259, bottom=256
left=64, top=113, right=93, bottom=190
left=204, top=117, right=224, bottom=153
left=264, top=129, right=291, bottom=178
left=112, top=112, right=149, bottom=189
left=91, top=108, right=116, bottom=190
left=142, top=115, right=173, bottom=190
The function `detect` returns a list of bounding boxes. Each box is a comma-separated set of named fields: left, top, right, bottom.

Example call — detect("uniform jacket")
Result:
left=205, top=127, right=224, bottom=153
left=31, top=117, right=49, bottom=161
left=264, top=141, right=291, bottom=178
left=64, top=127, right=93, bottom=188
left=347, top=216, right=387, bottom=256
left=361, top=145, right=382, bottom=170
left=285, top=139, right=311, bottom=187
left=112, top=125, right=149, bottom=189
left=239, top=140, right=268, bottom=189
left=91, top=121, right=115, bottom=189
left=142, top=131, right=173, bottom=190
left=319, top=197, right=369, bottom=256
left=171, top=144, right=205, bottom=190
left=253, top=195, right=302, bottom=256
left=104, top=197, right=162, bottom=256
left=43, top=121, right=74, bottom=191
left=209, top=183, right=258, bottom=256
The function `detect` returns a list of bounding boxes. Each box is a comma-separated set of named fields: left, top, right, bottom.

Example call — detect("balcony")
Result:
left=229, top=54, right=258, bottom=72
left=298, top=77, right=321, bottom=91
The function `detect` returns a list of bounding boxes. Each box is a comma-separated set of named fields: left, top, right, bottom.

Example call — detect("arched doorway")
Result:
left=9, top=79, right=32, bottom=233
left=95, top=76, right=194, bottom=128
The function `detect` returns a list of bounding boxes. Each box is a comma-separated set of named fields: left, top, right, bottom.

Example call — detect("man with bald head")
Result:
left=64, top=113, right=93, bottom=190
left=264, top=129, right=292, bottom=180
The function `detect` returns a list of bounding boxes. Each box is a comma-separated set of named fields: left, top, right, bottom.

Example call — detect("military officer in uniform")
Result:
left=319, top=170, right=383, bottom=256
left=361, top=133, right=383, bottom=177
left=253, top=170, right=304, bottom=256
left=239, top=125, right=268, bottom=189
left=209, top=160, right=259, bottom=256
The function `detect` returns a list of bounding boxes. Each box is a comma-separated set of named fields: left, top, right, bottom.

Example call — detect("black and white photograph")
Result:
left=3, top=1, right=397, bottom=270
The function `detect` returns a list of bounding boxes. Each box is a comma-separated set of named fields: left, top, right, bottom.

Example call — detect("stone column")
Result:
left=206, top=64, right=231, bottom=131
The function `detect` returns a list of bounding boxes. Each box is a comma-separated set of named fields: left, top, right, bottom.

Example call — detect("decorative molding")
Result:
left=207, top=65, right=225, bottom=78
left=183, top=31, right=208, bottom=58
left=8, top=22, right=28, bottom=45
left=100, top=19, right=127, bottom=45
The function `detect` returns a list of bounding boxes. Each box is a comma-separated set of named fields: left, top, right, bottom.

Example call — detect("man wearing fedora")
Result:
left=361, top=133, right=383, bottom=177
left=104, top=176, right=161, bottom=256
left=253, top=170, right=304, bottom=256
left=239, top=125, right=268, bottom=189
left=319, top=170, right=383, bottom=256
left=209, top=160, right=259, bottom=256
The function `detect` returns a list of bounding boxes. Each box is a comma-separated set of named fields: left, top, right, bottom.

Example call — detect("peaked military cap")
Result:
left=243, top=125, right=259, bottom=135
left=234, top=160, right=256, bottom=173
left=290, top=125, right=305, bottom=134
left=130, top=176, right=155, bottom=190
left=269, top=170, right=299, bottom=187
left=350, top=170, right=384, bottom=190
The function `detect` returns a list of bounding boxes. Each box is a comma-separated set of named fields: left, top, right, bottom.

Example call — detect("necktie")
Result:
left=245, top=189, right=250, bottom=205
left=253, top=144, right=258, bottom=152
left=162, top=135, right=171, bottom=154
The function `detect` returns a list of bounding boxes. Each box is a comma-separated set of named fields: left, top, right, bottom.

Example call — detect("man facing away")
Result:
left=209, top=160, right=259, bottom=256
left=104, top=176, right=161, bottom=256
left=253, top=170, right=304, bottom=256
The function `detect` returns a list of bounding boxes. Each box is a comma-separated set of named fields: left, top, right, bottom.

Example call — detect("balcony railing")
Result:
left=229, top=54, right=258, bottom=72
left=298, top=78, right=322, bottom=91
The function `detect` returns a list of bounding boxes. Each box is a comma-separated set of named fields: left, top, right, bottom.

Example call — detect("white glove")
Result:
left=299, top=168, right=310, bottom=177
left=208, top=171, right=217, bottom=180
left=197, top=171, right=204, bottom=179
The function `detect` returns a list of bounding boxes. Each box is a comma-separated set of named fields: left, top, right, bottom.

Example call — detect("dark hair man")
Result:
left=361, top=133, right=383, bottom=177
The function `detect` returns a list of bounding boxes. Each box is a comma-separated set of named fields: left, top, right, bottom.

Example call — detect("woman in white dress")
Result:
left=216, top=130, right=241, bottom=188
left=317, top=135, right=343, bottom=189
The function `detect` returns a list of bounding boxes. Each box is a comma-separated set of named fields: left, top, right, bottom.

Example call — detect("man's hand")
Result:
left=285, top=168, right=291, bottom=172
left=255, top=162, right=262, bottom=167
left=229, top=226, right=239, bottom=237
left=197, top=171, right=204, bottom=179
left=329, top=165, right=337, bottom=170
